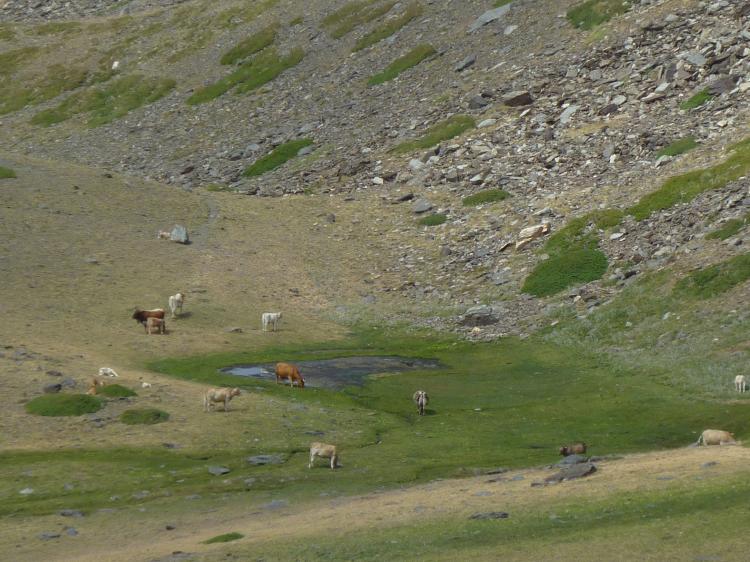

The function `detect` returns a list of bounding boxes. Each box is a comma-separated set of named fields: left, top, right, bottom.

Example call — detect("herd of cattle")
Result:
left=118, top=293, right=746, bottom=471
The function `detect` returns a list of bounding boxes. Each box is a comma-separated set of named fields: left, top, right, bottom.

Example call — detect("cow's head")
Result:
left=231, top=388, right=241, bottom=397
left=298, top=378, right=305, bottom=388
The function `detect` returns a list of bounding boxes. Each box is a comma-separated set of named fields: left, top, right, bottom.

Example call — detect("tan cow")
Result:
left=86, top=378, right=105, bottom=396
left=735, top=375, right=746, bottom=393
left=559, top=442, right=587, bottom=456
left=696, top=429, right=737, bottom=446
left=275, top=362, right=305, bottom=388
left=204, top=387, right=241, bottom=412
left=145, top=316, right=166, bottom=334
left=309, top=442, right=339, bottom=470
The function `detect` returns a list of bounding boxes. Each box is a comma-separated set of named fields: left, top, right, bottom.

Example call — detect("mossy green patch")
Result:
left=31, top=74, right=175, bottom=127
left=0, top=166, right=17, bottom=179
left=323, top=0, right=397, bottom=39
left=418, top=213, right=447, bottom=226
left=368, top=43, right=436, bottom=86
left=187, top=47, right=303, bottom=104
left=289, top=16, right=303, bottom=26
left=0, top=24, right=15, bottom=41
left=120, top=408, right=170, bottom=425
left=204, top=532, right=244, bottom=544
left=706, top=213, right=749, bottom=241
left=98, top=384, right=137, bottom=398
left=25, top=394, right=103, bottom=417
left=628, top=137, right=750, bottom=221
left=220, top=22, right=278, bottom=65
left=243, top=138, right=313, bottom=177
left=656, top=136, right=698, bottom=158
left=567, top=0, right=632, bottom=30
left=673, top=254, right=750, bottom=299
left=462, top=189, right=510, bottom=206
left=522, top=248, right=608, bottom=297
left=0, top=47, right=39, bottom=76
left=353, top=1, right=423, bottom=52
left=390, top=114, right=475, bottom=154
left=680, top=89, right=712, bottom=110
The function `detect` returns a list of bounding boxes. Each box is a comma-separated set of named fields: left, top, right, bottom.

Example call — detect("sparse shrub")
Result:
left=418, top=213, right=447, bottom=226
left=462, top=189, right=510, bottom=206
left=706, top=214, right=749, bottom=241
left=204, top=532, right=244, bottom=544
left=289, top=16, right=303, bottom=26
left=353, top=1, right=422, bottom=52
left=121, top=408, right=170, bottom=425
left=188, top=47, right=303, bottom=104
left=494, top=0, right=513, bottom=6
left=656, top=136, right=697, bottom=158
left=0, top=166, right=16, bottom=179
left=25, top=394, right=103, bottom=417
left=628, top=137, right=750, bottom=221
left=205, top=183, right=232, bottom=192
left=522, top=247, right=608, bottom=297
left=673, top=254, right=750, bottom=299
left=567, top=0, right=632, bottom=30
left=323, top=0, right=397, bottom=39
left=680, top=89, right=711, bottom=110
left=590, top=208, right=624, bottom=229
left=220, top=22, right=278, bottom=65
left=368, top=43, right=436, bottom=86
left=0, top=24, right=15, bottom=41
left=97, top=384, right=137, bottom=398
left=243, top=138, right=313, bottom=177
left=31, top=74, right=175, bottom=127
left=390, top=114, right=475, bottom=154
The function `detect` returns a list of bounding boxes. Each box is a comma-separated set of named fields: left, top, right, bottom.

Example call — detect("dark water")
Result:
left=220, top=356, right=441, bottom=389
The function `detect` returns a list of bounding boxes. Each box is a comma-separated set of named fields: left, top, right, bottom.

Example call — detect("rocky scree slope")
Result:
left=0, top=0, right=749, bottom=336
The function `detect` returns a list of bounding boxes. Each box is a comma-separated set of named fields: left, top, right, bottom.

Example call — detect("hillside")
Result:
left=1, top=0, right=750, bottom=560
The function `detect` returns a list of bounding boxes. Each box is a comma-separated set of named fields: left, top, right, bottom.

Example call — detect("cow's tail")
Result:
left=695, top=433, right=704, bottom=446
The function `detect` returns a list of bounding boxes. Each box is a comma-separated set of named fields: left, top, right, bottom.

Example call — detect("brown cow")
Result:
left=145, top=316, right=166, bottom=334
left=559, top=442, right=587, bottom=456
left=275, top=362, right=305, bottom=388
left=133, top=308, right=165, bottom=325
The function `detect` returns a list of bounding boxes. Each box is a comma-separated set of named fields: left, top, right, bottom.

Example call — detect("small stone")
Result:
left=39, top=532, right=61, bottom=540
left=469, top=511, right=509, bottom=520
left=468, top=95, right=490, bottom=109
left=412, top=198, right=433, bottom=214
left=502, top=90, right=533, bottom=107
left=208, top=466, right=231, bottom=476
left=65, top=527, right=78, bottom=537
left=59, top=509, right=84, bottom=518
left=559, top=105, right=579, bottom=124
left=455, top=55, right=476, bottom=72
left=478, top=118, right=497, bottom=128
left=19, top=488, right=34, bottom=495
left=408, top=159, right=425, bottom=172
left=297, top=145, right=314, bottom=156
left=44, top=383, right=62, bottom=394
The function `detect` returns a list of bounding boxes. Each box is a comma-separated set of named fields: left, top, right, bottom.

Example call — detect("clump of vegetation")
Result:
left=0, top=24, right=15, bottom=41
left=418, top=213, right=447, bottom=226
left=567, top=0, right=632, bottom=30
left=368, top=43, right=436, bottom=86
left=323, top=0, right=397, bottom=39
left=25, top=394, right=103, bottom=417
left=205, top=183, right=233, bottom=192
left=0, top=47, right=39, bottom=76
left=680, top=89, right=712, bottom=110
left=120, top=408, right=170, bottom=425
left=390, top=114, right=475, bottom=154
left=706, top=214, right=750, bottom=241
left=220, top=22, right=278, bottom=65
left=494, top=0, right=513, bottom=6
left=627, top=137, right=750, bottom=221
left=32, top=74, right=176, bottom=127
left=0, top=166, right=16, bottom=179
left=243, top=138, right=313, bottom=177
left=289, top=16, right=303, bottom=26
left=673, top=254, right=750, bottom=299
left=187, top=47, right=303, bottom=104
left=204, top=532, right=244, bottom=544
left=353, top=1, right=422, bottom=52
left=97, top=384, right=137, bottom=398
left=656, top=136, right=698, bottom=158
left=32, top=21, right=82, bottom=36
left=462, top=189, right=510, bottom=206
left=590, top=208, right=625, bottom=229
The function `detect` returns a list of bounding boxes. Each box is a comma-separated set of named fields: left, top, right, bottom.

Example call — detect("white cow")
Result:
left=168, top=292, right=185, bottom=318
left=695, top=429, right=737, bottom=446
left=413, top=390, right=429, bottom=416
left=98, top=367, right=119, bottom=377
left=262, top=312, right=282, bottom=332
left=735, top=375, right=746, bottom=393
left=204, top=387, right=241, bottom=412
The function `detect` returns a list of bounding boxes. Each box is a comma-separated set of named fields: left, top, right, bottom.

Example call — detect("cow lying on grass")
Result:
left=559, top=442, right=587, bottom=456
left=696, top=429, right=736, bottom=446
left=275, top=362, right=304, bottom=388
left=204, top=387, right=241, bottom=412
left=98, top=367, right=119, bottom=377
left=309, top=442, right=339, bottom=470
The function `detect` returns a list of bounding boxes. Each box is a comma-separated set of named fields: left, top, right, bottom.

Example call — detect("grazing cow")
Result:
left=145, top=316, right=166, bottom=334
left=157, top=230, right=170, bottom=239
left=98, top=367, right=119, bottom=377
left=86, top=378, right=105, bottom=395
left=262, top=312, right=282, bottom=332
left=168, top=292, right=185, bottom=318
left=735, top=375, right=746, bottom=393
left=275, top=362, right=305, bottom=388
left=203, top=387, right=241, bottom=412
left=413, top=390, right=429, bottom=416
left=696, top=429, right=737, bottom=446
left=559, top=442, right=587, bottom=456
left=132, top=308, right=165, bottom=325
left=308, top=442, right=339, bottom=470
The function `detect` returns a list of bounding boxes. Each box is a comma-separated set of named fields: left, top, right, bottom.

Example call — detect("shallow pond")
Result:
left=220, top=356, right=440, bottom=389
